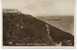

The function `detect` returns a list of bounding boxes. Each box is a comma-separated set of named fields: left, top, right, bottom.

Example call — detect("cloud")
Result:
left=3, top=0, right=74, bottom=16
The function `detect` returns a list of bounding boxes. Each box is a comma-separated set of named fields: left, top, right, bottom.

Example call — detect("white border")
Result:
left=0, top=0, right=2, bottom=50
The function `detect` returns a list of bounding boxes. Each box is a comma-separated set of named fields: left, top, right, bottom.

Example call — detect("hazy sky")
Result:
left=3, top=0, right=74, bottom=16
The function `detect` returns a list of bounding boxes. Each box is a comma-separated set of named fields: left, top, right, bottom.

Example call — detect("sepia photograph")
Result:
left=2, top=0, right=74, bottom=48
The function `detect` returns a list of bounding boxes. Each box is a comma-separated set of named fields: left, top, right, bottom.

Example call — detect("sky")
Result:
left=2, top=0, right=74, bottom=16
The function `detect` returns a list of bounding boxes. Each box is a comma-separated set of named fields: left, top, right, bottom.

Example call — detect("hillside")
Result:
left=3, top=9, right=74, bottom=46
